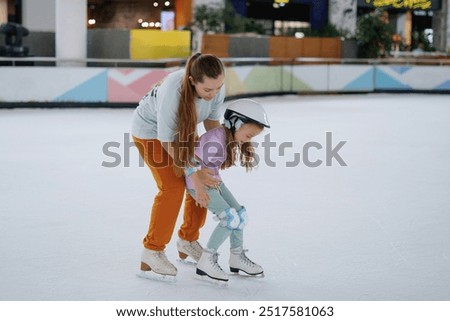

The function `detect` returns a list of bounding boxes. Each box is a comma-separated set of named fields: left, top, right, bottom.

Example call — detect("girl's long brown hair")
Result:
left=221, top=125, right=264, bottom=172
left=172, top=53, right=224, bottom=176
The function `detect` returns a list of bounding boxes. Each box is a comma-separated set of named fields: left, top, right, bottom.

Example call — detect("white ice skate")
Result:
left=137, top=248, right=177, bottom=282
left=177, top=238, right=203, bottom=264
left=195, top=249, right=229, bottom=285
left=229, top=247, right=264, bottom=276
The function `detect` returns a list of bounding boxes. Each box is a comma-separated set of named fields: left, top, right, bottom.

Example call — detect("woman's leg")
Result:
left=178, top=192, right=207, bottom=242
left=133, top=137, right=185, bottom=251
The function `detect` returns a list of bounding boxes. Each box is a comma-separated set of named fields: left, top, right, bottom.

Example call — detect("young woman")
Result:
left=131, top=53, right=225, bottom=280
left=184, top=99, right=270, bottom=283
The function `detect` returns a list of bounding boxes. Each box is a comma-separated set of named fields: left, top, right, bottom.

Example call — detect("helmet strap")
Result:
left=224, top=117, right=244, bottom=134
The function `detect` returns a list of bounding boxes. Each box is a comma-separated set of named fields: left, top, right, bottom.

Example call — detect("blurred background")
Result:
left=0, top=0, right=449, bottom=104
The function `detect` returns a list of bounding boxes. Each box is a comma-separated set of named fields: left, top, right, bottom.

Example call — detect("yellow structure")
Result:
left=130, top=30, right=191, bottom=60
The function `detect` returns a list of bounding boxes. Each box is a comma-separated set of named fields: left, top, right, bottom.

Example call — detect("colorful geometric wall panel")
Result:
left=108, top=68, right=173, bottom=103
left=241, top=66, right=285, bottom=93
left=376, top=66, right=450, bottom=90
left=56, top=70, right=108, bottom=102
left=291, top=66, right=328, bottom=91
left=1, top=64, right=450, bottom=103
left=0, top=67, right=108, bottom=102
left=436, top=79, right=450, bottom=90
left=329, top=65, right=374, bottom=91
left=375, top=67, right=412, bottom=90
left=224, top=67, right=248, bottom=96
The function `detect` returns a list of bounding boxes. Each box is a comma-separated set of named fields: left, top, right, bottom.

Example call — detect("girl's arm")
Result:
left=161, top=141, right=220, bottom=187
left=187, top=128, right=225, bottom=208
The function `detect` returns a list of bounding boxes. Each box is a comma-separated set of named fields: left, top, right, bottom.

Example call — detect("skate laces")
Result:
left=210, top=252, right=225, bottom=273
left=188, top=241, right=203, bottom=256
left=156, top=251, right=175, bottom=269
left=240, top=250, right=258, bottom=267
left=179, top=240, right=203, bottom=256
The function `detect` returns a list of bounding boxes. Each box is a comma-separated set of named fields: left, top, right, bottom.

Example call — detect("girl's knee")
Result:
left=236, top=207, right=247, bottom=230
left=216, top=208, right=240, bottom=229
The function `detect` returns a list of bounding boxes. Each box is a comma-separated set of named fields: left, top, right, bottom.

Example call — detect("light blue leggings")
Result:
left=188, top=182, right=244, bottom=251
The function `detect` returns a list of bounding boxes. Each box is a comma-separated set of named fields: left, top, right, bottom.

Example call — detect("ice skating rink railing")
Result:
left=0, top=57, right=450, bottom=105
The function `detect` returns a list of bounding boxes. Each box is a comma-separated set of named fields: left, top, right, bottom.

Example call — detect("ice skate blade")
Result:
left=194, top=274, right=228, bottom=287
left=230, top=268, right=265, bottom=278
left=137, top=270, right=177, bottom=283
left=231, top=272, right=265, bottom=278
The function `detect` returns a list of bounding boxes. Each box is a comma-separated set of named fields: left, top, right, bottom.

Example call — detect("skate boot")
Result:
left=138, top=248, right=177, bottom=282
left=177, top=238, right=203, bottom=263
left=229, top=247, right=264, bottom=276
left=196, top=249, right=229, bottom=283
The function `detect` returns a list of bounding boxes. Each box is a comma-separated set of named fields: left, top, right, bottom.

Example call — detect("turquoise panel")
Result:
left=344, top=69, right=374, bottom=91
left=435, top=79, right=450, bottom=90
left=56, top=71, right=108, bottom=102
left=390, top=66, right=412, bottom=75
left=375, top=68, right=412, bottom=90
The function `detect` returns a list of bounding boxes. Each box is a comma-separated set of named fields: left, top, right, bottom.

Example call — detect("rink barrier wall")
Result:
left=0, top=58, right=450, bottom=105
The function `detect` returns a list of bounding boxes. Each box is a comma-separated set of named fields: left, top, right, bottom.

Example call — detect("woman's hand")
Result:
left=195, top=168, right=221, bottom=188
left=193, top=182, right=209, bottom=208
left=189, top=168, right=220, bottom=208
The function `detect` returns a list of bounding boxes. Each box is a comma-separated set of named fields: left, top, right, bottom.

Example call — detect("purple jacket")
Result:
left=185, top=126, right=227, bottom=190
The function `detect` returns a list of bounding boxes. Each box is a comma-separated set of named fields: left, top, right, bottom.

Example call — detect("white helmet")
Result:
left=224, top=99, right=270, bottom=132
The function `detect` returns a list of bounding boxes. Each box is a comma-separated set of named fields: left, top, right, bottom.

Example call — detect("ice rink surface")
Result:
left=1, top=93, right=449, bottom=301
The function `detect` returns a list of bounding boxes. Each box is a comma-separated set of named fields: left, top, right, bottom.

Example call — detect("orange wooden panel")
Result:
left=201, top=34, right=230, bottom=57
left=269, top=36, right=289, bottom=58
left=302, top=37, right=322, bottom=57
left=320, top=37, right=342, bottom=58
left=286, top=38, right=304, bottom=58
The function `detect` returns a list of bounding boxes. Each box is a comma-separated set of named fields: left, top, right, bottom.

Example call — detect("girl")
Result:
left=184, top=99, right=270, bottom=283
left=132, top=53, right=225, bottom=280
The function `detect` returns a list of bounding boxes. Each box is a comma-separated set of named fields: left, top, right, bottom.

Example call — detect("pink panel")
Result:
left=108, top=78, right=142, bottom=103
left=115, top=69, right=135, bottom=76
left=128, top=70, right=170, bottom=98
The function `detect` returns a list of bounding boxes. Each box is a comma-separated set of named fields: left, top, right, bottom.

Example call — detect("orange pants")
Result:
left=133, top=137, right=207, bottom=251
